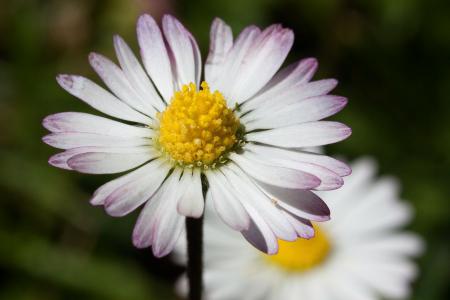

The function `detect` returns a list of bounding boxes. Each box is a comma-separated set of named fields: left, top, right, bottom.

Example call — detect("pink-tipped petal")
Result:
left=162, top=15, right=202, bottom=87
left=132, top=170, right=183, bottom=254
left=243, top=150, right=344, bottom=191
left=205, top=18, right=233, bottom=85
left=151, top=181, right=186, bottom=257
left=261, top=57, right=318, bottom=94
left=240, top=206, right=278, bottom=255
left=212, top=25, right=261, bottom=98
left=48, top=146, right=151, bottom=171
left=132, top=190, right=163, bottom=249
left=231, top=26, right=294, bottom=103
left=67, top=151, right=154, bottom=174
left=281, top=211, right=315, bottom=239
left=48, top=151, right=73, bottom=170
left=223, top=165, right=297, bottom=241
left=230, top=152, right=321, bottom=190
left=247, top=121, right=352, bottom=148
left=88, top=52, right=155, bottom=116
left=103, top=160, right=170, bottom=216
left=258, top=181, right=330, bottom=222
left=42, top=132, right=151, bottom=150
left=43, top=112, right=152, bottom=137
left=56, top=74, right=151, bottom=124
left=137, top=14, right=174, bottom=101
left=244, top=96, right=348, bottom=131
left=206, top=171, right=251, bottom=231
left=242, top=78, right=338, bottom=115
left=245, top=143, right=352, bottom=177
left=113, top=35, right=165, bottom=112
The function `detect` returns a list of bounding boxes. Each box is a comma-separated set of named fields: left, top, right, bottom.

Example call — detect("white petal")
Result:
left=352, top=202, right=413, bottom=236
left=242, top=78, right=336, bottom=114
left=228, top=25, right=294, bottom=104
left=177, top=168, right=204, bottom=218
left=257, top=181, right=330, bottom=222
left=230, top=152, right=321, bottom=189
left=345, top=258, right=416, bottom=299
left=132, top=170, right=185, bottom=255
left=246, top=121, right=351, bottom=148
left=243, top=149, right=343, bottom=190
left=206, top=170, right=250, bottom=231
left=162, top=15, right=201, bottom=87
left=241, top=207, right=278, bottom=255
left=281, top=211, right=315, bottom=238
left=56, top=74, right=151, bottom=124
left=349, top=233, right=424, bottom=257
left=137, top=14, right=175, bottom=101
left=332, top=178, right=413, bottom=237
left=43, top=112, right=152, bottom=137
left=113, top=35, right=165, bottom=112
left=205, top=18, right=233, bottom=86
left=153, top=210, right=185, bottom=257
left=152, top=170, right=186, bottom=257
left=96, top=159, right=170, bottom=216
left=132, top=183, right=166, bottom=248
left=327, top=270, right=377, bottom=300
left=48, top=146, right=153, bottom=170
left=42, top=132, right=151, bottom=150
left=245, top=143, right=351, bottom=177
left=212, top=25, right=261, bottom=101
left=255, top=58, right=318, bottom=96
left=244, top=95, right=347, bottom=131
left=318, top=157, right=376, bottom=222
left=89, top=53, right=156, bottom=116
left=223, top=165, right=297, bottom=241
left=67, top=151, right=155, bottom=174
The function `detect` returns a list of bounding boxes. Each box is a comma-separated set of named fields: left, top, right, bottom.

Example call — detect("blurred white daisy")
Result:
left=176, top=158, right=424, bottom=300
left=43, top=15, right=351, bottom=257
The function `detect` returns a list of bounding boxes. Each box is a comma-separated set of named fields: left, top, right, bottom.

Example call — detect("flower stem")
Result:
left=186, top=215, right=203, bottom=300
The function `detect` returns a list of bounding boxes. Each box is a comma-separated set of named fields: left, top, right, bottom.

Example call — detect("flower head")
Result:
left=43, top=14, right=351, bottom=257
left=176, top=158, right=424, bottom=299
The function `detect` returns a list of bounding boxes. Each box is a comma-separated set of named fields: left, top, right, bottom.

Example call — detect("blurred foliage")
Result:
left=0, top=0, right=449, bottom=299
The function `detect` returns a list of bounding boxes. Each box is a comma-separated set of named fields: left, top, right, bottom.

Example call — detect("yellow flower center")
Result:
left=266, top=225, right=331, bottom=272
left=157, top=82, right=240, bottom=167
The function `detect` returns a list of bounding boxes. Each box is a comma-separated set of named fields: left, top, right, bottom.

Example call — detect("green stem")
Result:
left=186, top=215, right=203, bottom=300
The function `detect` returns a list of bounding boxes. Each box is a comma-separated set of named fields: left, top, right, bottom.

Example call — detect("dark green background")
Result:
left=0, top=0, right=449, bottom=299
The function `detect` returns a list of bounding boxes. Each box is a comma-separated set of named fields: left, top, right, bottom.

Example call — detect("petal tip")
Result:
left=132, top=230, right=147, bottom=249
left=112, top=34, right=123, bottom=45
left=42, top=134, right=53, bottom=146
left=152, top=246, right=170, bottom=258
left=88, top=52, right=102, bottom=65
left=138, top=13, right=154, bottom=24
left=338, top=96, right=348, bottom=106
left=341, top=163, right=352, bottom=176
left=89, top=196, right=103, bottom=206
left=344, top=126, right=352, bottom=138
left=212, top=17, right=225, bottom=25
left=56, top=74, right=75, bottom=89
left=48, top=153, right=71, bottom=170
left=303, top=57, right=318, bottom=66
left=42, top=116, right=52, bottom=131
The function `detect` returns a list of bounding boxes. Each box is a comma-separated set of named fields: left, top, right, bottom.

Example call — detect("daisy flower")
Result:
left=43, top=15, right=351, bottom=257
left=175, top=158, right=424, bottom=300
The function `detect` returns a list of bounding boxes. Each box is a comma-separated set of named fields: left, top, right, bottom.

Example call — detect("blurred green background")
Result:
left=0, top=0, right=449, bottom=299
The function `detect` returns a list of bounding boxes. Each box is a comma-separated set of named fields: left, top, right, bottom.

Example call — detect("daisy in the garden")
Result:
left=176, top=158, right=424, bottom=300
left=43, top=15, right=351, bottom=257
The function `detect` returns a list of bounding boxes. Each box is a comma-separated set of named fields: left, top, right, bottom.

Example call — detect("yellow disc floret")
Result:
left=157, top=82, right=240, bottom=167
left=266, top=225, right=331, bottom=272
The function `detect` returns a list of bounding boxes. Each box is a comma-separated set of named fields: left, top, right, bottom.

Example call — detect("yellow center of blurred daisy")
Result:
left=157, top=82, right=240, bottom=167
left=266, top=225, right=331, bottom=272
